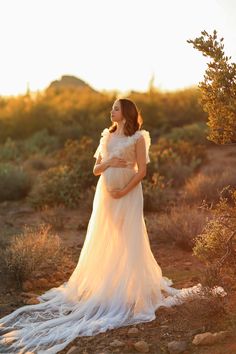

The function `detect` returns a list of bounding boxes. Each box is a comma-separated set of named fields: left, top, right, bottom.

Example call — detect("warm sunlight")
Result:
left=0, top=0, right=235, bottom=96
left=0, top=2, right=236, bottom=352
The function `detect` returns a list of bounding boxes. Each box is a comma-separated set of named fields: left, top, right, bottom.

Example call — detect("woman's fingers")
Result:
left=109, top=157, right=128, bottom=167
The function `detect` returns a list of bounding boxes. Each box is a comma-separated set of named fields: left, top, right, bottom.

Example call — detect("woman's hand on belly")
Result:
left=107, top=157, right=127, bottom=168
left=109, top=188, right=126, bottom=199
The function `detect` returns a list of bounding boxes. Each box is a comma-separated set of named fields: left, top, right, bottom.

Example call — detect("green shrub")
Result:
left=164, top=122, right=208, bottom=144
left=27, top=156, right=50, bottom=171
left=193, top=189, right=236, bottom=287
left=28, top=137, right=96, bottom=208
left=23, top=129, right=59, bottom=156
left=143, top=173, right=172, bottom=212
left=148, top=137, right=205, bottom=187
left=0, top=137, right=21, bottom=162
left=0, top=163, right=32, bottom=201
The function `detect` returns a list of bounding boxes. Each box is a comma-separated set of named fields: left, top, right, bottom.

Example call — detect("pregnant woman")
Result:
left=0, top=98, right=223, bottom=353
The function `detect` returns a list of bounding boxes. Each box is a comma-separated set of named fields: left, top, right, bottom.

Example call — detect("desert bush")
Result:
left=0, top=163, right=32, bottom=201
left=143, top=173, right=172, bottom=212
left=28, top=137, right=96, bottom=209
left=148, top=138, right=205, bottom=187
left=155, top=204, right=209, bottom=250
left=184, top=170, right=236, bottom=205
left=3, top=224, right=61, bottom=285
left=26, top=156, right=51, bottom=171
left=22, top=129, right=59, bottom=156
left=130, top=87, right=206, bottom=137
left=0, top=85, right=207, bottom=144
left=0, top=137, right=21, bottom=162
left=56, top=123, right=83, bottom=145
left=164, top=122, right=208, bottom=144
left=193, top=188, right=236, bottom=288
left=177, top=286, right=227, bottom=330
left=40, top=206, right=68, bottom=231
left=28, top=165, right=77, bottom=208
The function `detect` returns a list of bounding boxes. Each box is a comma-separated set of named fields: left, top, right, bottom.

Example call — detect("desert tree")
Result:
left=187, top=30, right=236, bottom=144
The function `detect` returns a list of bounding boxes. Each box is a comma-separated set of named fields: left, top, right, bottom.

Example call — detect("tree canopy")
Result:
left=187, top=30, right=236, bottom=144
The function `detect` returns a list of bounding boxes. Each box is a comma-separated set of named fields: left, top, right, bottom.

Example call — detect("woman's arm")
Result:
left=110, top=136, right=147, bottom=199
left=93, top=154, right=110, bottom=176
left=93, top=155, right=128, bottom=176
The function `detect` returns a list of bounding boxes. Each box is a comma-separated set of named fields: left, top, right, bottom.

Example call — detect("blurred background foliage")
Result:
left=0, top=84, right=209, bottom=210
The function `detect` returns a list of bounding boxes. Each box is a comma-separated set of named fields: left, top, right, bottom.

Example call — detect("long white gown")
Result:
left=0, top=128, right=226, bottom=354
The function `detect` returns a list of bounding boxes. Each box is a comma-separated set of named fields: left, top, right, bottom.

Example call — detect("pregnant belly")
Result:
left=102, top=167, right=136, bottom=192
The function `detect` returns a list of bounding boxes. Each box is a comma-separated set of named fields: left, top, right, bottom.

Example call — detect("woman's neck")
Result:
left=115, top=122, right=125, bottom=135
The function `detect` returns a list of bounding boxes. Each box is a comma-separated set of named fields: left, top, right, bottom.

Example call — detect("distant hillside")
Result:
left=47, top=75, right=97, bottom=92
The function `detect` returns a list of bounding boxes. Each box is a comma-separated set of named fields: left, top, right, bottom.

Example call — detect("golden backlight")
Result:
left=0, top=0, right=235, bottom=96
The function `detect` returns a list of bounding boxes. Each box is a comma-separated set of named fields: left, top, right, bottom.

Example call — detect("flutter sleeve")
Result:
left=133, top=129, right=151, bottom=163
left=93, top=128, right=109, bottom=159
left=93, top=145, right=101, bottom=159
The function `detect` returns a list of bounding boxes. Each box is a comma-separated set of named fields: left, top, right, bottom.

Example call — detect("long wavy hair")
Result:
left=109, top=98, right=143, bottom=136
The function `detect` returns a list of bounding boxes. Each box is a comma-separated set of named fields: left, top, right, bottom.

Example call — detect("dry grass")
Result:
left=182, top=145, right=236, bottom=205
left=184, top=169, right=236, bottom=205
left=40, top=205, right=68, bottom=231
left=3, top=224, right=62, bottom=286
left=177, top=287, right=227, bottom=329
left=149, top=204, right=209, bottom=250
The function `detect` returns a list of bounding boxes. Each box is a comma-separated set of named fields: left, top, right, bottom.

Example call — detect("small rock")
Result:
left=134, top=340, right=149, bottom=353
left=184, top=261, right=192, bottom=266
left=192, top=331, right=228, bottom=345
left=128, top=327, right=139, bottom=336
left=167, top=340, right=188, bottom=353
left=66, top=346, right=80, bottom=354
left=110, top=339, right=125, bottom=348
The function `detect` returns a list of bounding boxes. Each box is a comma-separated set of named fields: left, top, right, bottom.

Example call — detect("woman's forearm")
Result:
left=93, top=160, right=110, bottom=176
left=122, top=169, right=146, bottom=195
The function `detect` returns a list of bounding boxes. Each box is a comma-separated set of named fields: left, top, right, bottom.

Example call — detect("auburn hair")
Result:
left=109, top=98, right=143, bottom=136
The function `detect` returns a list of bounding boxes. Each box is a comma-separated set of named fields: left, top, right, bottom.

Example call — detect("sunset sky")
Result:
left=0, top=0, right=235, bottom=96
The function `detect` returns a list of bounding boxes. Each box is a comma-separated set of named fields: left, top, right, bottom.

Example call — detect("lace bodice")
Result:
left=93, top=128, right=151, bottom=165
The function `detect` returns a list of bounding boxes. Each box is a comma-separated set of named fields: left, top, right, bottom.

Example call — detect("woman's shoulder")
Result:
left=99, top=128, right=151, bottom=146
left=101, top=128, right=110, bottom=137
left=131, top=129, right=151, bottom=144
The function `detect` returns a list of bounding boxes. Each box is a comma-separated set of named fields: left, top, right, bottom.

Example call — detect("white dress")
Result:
left=0, top=128, right=226, bottom=354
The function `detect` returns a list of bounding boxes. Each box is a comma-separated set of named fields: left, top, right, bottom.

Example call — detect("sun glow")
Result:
left=0, top=0, right=235, bottom=96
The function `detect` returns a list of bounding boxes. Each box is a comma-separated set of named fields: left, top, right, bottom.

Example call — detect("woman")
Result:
left=0, top=98, right=224, bottom=353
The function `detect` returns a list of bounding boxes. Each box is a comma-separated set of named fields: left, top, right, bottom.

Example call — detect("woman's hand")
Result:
left=109, top=189, right=126, bottom=199
left=93, top=156, right=127, bottom=176
left=108, top=157, right=127, bottom=168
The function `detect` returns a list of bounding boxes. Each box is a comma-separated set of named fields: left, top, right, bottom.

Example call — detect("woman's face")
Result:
left=110, top=100, right=123, bottom=123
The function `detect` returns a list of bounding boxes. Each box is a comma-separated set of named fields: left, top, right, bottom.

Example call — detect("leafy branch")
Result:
left=187, top=30, right=236, bottom=144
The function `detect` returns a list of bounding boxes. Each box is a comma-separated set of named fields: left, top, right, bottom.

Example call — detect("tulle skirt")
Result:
left=0, top=170, right=225, bottom=353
